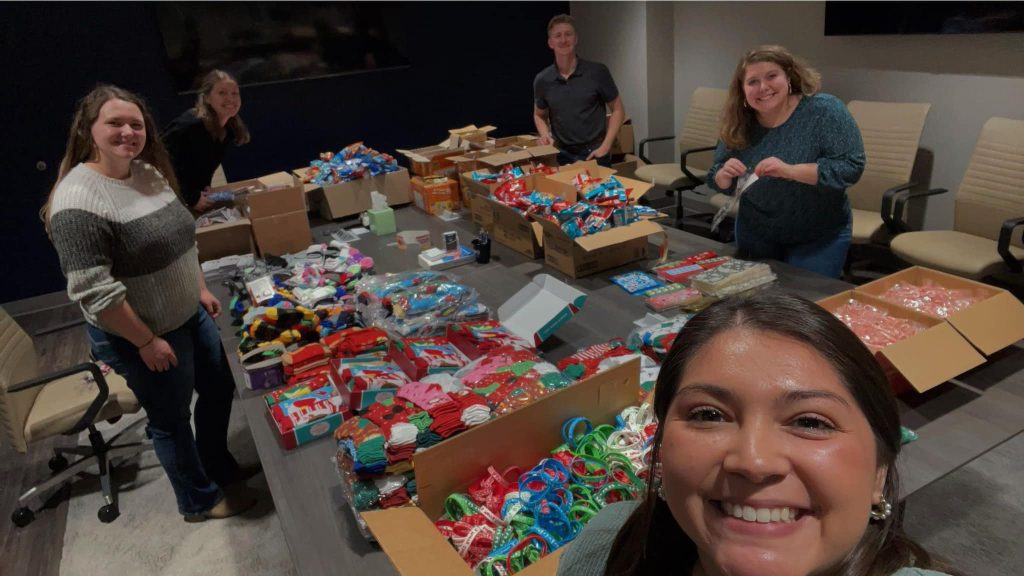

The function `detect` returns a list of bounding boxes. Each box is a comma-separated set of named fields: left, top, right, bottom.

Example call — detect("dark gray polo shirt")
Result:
left=534, top=58, right=619, bottom=153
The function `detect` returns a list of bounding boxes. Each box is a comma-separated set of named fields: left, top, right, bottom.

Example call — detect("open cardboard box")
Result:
left=530, top=169, right=665, bottom=278
left=485, top=174, right=574, bottom=259
left=196, top=218, right=254, bottom=262
left=816, top=290, right=985, bottom=395
left=855, top=266, right=1024, bottom=357
left=396, top=145, right=465, bottom=177
left=496, top=273, right=587, bottom=347
left=232, top=176, right=312, bottom=257
left=362, top=359, right=641, bottom=576
left=293, top=166, right=412, bottom=221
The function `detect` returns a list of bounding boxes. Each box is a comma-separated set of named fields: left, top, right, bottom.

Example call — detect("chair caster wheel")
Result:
left=98, top=504, right=119, bottom=523
left=49, top=454, right=69, bottom=473
left=12, top=507, right=34, bottom=527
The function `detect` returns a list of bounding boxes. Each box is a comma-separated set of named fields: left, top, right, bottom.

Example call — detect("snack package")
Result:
left=610, top=271, right=665, bottom=295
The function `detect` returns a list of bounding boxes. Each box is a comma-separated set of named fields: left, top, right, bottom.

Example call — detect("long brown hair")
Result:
left=604, top=291, right=954, bottom=576
left=720, top=45, right=822, bottom=150
left=194, top=69, right=251, bottom=145
left=41, top=84, right=180, bottom=232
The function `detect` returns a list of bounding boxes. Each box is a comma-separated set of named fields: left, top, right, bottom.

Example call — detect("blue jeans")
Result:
left=98, top=306, right=238, bottom=514
left=735, top=214, right=852, bottom=279
left=557, top=146, right=613, bottom=168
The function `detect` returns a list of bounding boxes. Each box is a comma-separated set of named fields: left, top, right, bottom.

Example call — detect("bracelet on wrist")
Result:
left=138, top=335, right=156, bottom=349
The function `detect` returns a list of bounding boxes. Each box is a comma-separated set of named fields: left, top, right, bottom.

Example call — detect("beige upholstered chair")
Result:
left=635, top=87, right=728, bottom=228
left=1, top=307, right=147, bottom=527
left=847, top=100, right=932, bottom=245
left=890, top=117, right=1024, bottom=279
left=707, top=100, right=933, bottom=242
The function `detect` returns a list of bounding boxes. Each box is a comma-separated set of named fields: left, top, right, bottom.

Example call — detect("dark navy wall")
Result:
left=0, top=1, right=567, bottom=303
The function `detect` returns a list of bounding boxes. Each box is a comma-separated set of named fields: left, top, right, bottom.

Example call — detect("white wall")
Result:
left=570, top=1, right=649, bottom=153
left=673, top=1, right=1024, bottom=230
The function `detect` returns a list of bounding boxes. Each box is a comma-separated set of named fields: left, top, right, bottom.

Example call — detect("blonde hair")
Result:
left=720, top=45, right=822, bottom=150
left=194, top=69, right=251, bottom=145
left=41, top=85, right=179, bottom=232
left=547, top=14, right=575, bottom=36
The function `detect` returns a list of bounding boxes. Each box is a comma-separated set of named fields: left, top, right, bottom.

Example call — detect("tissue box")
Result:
left=367, top=207, right=396, bottom=235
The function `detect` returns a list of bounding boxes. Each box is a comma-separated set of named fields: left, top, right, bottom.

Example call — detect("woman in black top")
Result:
left=163, top=69, right=251, bottom=213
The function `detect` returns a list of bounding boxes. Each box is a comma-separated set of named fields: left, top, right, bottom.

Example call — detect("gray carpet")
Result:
left=903, top=431, right=1024, bottom=576
left=59, top=399, right=295, bottom=576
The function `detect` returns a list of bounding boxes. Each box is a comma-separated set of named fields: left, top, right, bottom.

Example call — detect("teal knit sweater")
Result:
left=556, top=501, right=950, bottom=576
left=706, top=93, right=865, bottom=245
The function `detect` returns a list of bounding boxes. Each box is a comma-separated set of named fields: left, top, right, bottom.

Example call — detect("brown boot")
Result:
left=183, top=487, right=258, bottom=523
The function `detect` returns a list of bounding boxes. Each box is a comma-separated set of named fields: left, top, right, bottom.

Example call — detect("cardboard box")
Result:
left=478, top=149, right=535, bottom=172
left=447, top=124, right=497, bottom=147
left=855, top=266, right=1024, bottom=357
left=534, top=217, right=667, bottom=279
left=524, top=144, right=560, bottom=168
left=196, top=219, right=253, bottom=262
left=294, top=167, right=412, bottom=221
left=361, top=359, right=641, bottom=576
left=482, top=174, right=568, bottom=259
left=493, top=134, right=541, bottom=148
left=328, top=358, right=407, bottom=413
left=411, top=176, right=460, bottom=215
left=497, top=273, right=587, bottom=347
left=265, top=382, right=350, bottom=450
left=250, top=210, right=312, bottom=257
left=242, top=181, right=306, bottom=219
left=610, top=120, right=635, bottom=156
left=816, top=290, right=985, bottom=394
left=467, top=188, right=494, bottom=230
left=398, top=145, right=464, bottom=177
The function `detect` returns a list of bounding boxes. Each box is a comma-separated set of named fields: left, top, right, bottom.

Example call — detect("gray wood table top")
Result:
left=210, top=207, right=1023, bottom=576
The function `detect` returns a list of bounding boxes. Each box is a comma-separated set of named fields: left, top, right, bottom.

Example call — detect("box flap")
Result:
left=210, top=178, right=262, bottom=194
left=498, top=274, right=587, bottom=345
left=615, top=175, right=655, bottom=202
left=550, top=161, right=617, bottom=180
left=575, top=220, right=664, bottom=252
left=947, top=290, right=1024, bottom=356
left=196, top=218, right=251, bottom=233
left=362, top=508, right=473, bottom=576
left=525, top=145, right=560, bottom=158
left=257, top=172, right=296, bottom=189
left=480, top=149, right=532, bottom=168
left=414, top=359, right=640, bottom=519
left=878, top=322, right=985, bottom=393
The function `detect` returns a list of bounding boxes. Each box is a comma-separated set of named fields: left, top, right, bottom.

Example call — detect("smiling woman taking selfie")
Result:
left=557, top=291, right=955, bottom=576
left=706, top=46, right=865, bottom=279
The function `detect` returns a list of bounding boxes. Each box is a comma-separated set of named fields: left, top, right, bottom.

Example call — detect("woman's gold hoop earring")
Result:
left=870, top=497, right=892, bottom=521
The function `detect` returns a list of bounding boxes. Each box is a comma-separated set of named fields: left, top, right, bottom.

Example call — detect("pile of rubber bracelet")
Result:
left=832, top=299, right=927, bottom=351
left=434, top=403, right=657, bottom=575
left=878, top=280, right=982, bottom=318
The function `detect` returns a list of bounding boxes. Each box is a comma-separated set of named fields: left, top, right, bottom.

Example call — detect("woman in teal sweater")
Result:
left=558, top=292, right=956, bottom=576
left=707, top=46, right=865, bottom=279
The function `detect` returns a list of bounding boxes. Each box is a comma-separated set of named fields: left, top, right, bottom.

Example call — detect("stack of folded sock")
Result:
left=690, top=258, right=776, bottom=298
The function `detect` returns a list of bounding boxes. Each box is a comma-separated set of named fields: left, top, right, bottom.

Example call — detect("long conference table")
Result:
left=210, top=206, right=1024, bottom=576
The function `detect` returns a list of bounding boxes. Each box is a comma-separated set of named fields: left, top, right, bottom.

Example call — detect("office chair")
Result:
left=1, top=307, right=149, bottom=526
left=890, top=117, right=1024, bottom=279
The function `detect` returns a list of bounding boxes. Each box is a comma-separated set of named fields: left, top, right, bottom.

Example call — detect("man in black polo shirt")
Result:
left=533, top=14, right=625, bottom=168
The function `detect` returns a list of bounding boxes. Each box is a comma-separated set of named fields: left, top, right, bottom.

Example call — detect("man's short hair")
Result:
left=547, top=14, right=575, bottom=36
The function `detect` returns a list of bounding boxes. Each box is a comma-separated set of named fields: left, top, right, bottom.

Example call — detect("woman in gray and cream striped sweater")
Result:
left=43, top=85, right=256, bottom=522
